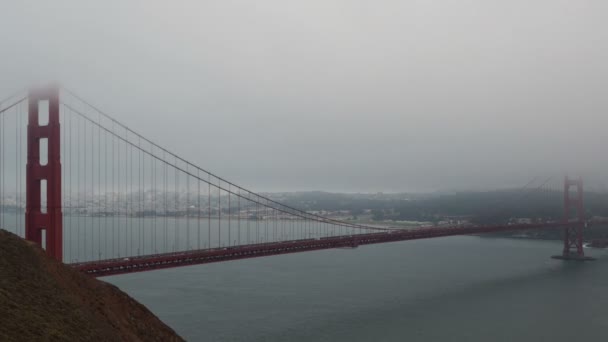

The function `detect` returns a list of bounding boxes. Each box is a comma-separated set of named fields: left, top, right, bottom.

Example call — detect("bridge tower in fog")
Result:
left=25, top=86, right=63, bottom=262
left=552, top=176, right=593, bottom=261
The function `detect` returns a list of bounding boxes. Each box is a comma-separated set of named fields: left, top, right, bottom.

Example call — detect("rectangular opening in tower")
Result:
left=38, top=100, right=49, bottom=126
left=41, top=179, right=47, bottom=214
left=41, top=229, right=46, bottom=250
left=40, top=138, right=48, bottom=165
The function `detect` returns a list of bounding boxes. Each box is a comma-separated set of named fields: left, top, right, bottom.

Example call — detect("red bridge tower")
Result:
left=25, top=86, right=63, bottom=262
left=552, top=176, right=594, bottom=261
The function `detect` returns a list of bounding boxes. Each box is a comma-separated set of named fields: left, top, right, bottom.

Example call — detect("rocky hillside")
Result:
left=0, top=229, right=184, bottom=341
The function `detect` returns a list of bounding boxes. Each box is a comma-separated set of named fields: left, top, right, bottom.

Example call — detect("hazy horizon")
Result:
left=2, top=1, right=607, bottom=193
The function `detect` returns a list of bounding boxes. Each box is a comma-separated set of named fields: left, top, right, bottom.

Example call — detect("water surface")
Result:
left=106, top=236, right=608, bottom=341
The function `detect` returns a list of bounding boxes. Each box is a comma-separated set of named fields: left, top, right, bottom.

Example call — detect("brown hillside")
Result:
left=0, top=229, right=184, bottom=342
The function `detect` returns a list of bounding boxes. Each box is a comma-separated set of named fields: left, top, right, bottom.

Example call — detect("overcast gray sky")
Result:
left=1, top=1, right=607, bottom=193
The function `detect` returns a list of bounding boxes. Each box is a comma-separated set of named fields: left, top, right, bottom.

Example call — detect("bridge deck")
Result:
left=72, top=222, right=569, bottom=277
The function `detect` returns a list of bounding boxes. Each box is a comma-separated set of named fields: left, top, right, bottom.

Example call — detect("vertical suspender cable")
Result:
left=208, top=173, right=210, bottom=249
left=112, top=120, right=117, bottom=257
left=137, top=136, right=141, bottom=255
left=97, top=112, right=101, bottom=260
left=20, top=102, right=22, bottom=235
left=238, top=189, right=241, bottom=246
left=14, top=104, right=18, bottom=235
left=90, top=115, right=95, bottom=259
left=152, top=143, right=156, bottom=253
left=84, top=117, right=88, bottom=260
left=129, top=134, right=133, bottom=256
left=110, top=120, right=114, bottom=258
left=228, top=184, right=231, bottom=246
left=61, top=104, right=65, bottom=257
left=164, top=151, right=168, bottom=253
left=196, top=170, right=201, bottom=250
left=139, top=136, right=143, bottom=255
left=16, top=104, right=20, bottom=235
left=174, top=158, right=178, bottom=252
left=197, top=168, right=201, bottom=250
left=67, top=105, right=73, bottom=259
left=218, top=179, right=221, bottom=248
left=186, top=164, right=190, bottom=249
left=125, top=128, right=128, bottom=257
left=104, top=122, right=108, bottom=259
left=265, top=201, right=268, bottom=242
left=76, top=113, right=81, bottom=260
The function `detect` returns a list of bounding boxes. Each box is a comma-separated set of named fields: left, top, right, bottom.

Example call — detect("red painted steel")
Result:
left=73, top=221, right=571, bottom=277
left=25, top=86, right=63, bottom=261
left=561, top=176, right=585, bottom=259
left=14, top=86, right=592, bottom=271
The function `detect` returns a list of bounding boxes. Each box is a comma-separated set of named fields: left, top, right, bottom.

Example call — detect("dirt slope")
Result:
left=0, top=229, right=184, bottom=342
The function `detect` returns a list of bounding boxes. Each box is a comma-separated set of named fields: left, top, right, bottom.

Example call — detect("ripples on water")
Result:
left=3, top=213, right=606, bottom=341
left=104, top=235, right=608, bottom=342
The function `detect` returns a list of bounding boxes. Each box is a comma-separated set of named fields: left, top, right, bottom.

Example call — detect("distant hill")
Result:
left=271, top=189, right=608, bottom=224
left=0, top=230, right=184, bottom=342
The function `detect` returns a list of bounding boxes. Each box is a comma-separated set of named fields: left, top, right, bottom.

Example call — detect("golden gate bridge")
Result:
left=0, top=85, right=595, bottom=278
